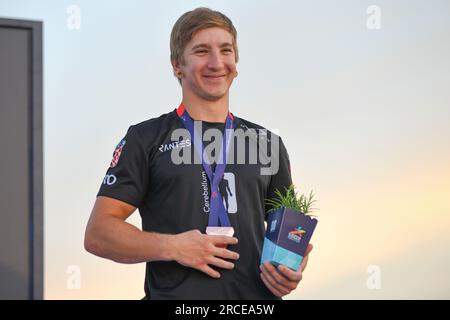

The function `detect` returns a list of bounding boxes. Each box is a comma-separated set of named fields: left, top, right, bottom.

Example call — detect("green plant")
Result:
left=265, top=184, right=318, bottom=216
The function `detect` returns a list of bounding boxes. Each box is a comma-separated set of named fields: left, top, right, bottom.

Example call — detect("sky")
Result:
left=0, top=0, right=449, bottom=299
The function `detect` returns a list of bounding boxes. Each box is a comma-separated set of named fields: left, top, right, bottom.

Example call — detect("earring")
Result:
left=234, top=71, right=238, bottom=78
left=176, top=71, right=184, bottom=78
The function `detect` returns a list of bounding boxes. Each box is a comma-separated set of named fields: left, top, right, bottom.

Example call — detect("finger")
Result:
left=212, top=247, right=240, bottom=260
left=304, top=243, right=313, bottom=256
left=200, top=265, right=221, bottom=279
left=300, top=244, right=313, bottom=272
left=207, top=256, right=235, bottom=270
left=260, top=272, right=280, bottom=296
left=277, top=264, right=302, bottom=282
left=261, top=262, right=297, bottom=290
left=209, top=235, right=238, bottom=246
left=260, top=264, right=292, bottom=294
left=260, top=272, right=284, bottom=297
left=300, top=255, right=309, bottom=272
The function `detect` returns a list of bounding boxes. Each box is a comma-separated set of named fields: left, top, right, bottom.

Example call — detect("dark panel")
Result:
left=0, top=26, right=31, bottom=300
left=0, top=18, right=43, bottom=300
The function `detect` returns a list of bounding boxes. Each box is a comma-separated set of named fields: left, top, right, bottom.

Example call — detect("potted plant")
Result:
left=261, top=185, right=318, bottom=271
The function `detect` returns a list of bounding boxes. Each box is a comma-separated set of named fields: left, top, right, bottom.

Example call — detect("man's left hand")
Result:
left=259, top=243, right=313, bottom=297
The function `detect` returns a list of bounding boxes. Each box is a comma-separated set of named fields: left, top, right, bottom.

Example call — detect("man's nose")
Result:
left=207, top=50, right=224, bottom=70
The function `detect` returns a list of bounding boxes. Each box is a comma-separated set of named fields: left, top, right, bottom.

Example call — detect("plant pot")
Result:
left=261, top=207, right=318, bottom=271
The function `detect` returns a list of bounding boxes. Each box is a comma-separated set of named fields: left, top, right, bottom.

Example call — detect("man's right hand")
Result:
left=169, top=229, right=240, bottom=279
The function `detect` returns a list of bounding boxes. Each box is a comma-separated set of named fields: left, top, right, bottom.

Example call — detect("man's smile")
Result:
left=203, top=74, right=226, bottom=79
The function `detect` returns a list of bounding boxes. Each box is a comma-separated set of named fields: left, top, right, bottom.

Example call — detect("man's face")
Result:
left=177, top=27, right=237, bottom=101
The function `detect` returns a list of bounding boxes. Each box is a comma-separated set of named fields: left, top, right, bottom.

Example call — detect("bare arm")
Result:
left=84, top=196, right=240, bottom=278
left=84, top=196, right=172, bottom=263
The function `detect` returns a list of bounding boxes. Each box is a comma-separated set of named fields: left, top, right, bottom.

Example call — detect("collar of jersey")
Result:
left=176, top=103, right=234, bottom=122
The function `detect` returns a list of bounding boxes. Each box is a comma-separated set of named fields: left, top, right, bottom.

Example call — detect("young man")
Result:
left=85, top=7, right=312, bottom=300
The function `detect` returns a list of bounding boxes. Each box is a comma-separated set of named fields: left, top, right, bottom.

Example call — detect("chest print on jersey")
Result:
left=200, top=171, right=237, bottom=214
left=158, top=139, right=191, bottom=153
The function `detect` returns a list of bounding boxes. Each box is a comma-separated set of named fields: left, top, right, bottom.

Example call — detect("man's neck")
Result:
left=181, top=91, right=229, bottom=123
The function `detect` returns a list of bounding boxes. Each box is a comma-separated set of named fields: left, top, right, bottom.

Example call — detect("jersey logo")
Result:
left=110, top=139, right=126, bottom=168
left=103, top=174, right=117, bottom=186
left=158, top=139, right=191, bottom=153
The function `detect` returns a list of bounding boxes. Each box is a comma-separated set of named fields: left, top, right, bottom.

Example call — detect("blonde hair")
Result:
left=170, top=7, right=239, bottom=68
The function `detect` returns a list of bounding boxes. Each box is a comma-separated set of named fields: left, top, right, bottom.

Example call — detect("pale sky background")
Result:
left=1, top=0, right=449, bottom=299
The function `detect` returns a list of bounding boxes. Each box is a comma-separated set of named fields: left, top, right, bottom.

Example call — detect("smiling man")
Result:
left=84, top=7, right=312, bottom=300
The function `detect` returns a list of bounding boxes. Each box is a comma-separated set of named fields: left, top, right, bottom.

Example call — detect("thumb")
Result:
left=305, top=243, right=313, bottom=256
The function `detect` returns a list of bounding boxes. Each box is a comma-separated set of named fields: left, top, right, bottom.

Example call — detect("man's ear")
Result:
left=171, top=59, right=181, bottom=76
left=171, top=59, right=184, bottom=85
